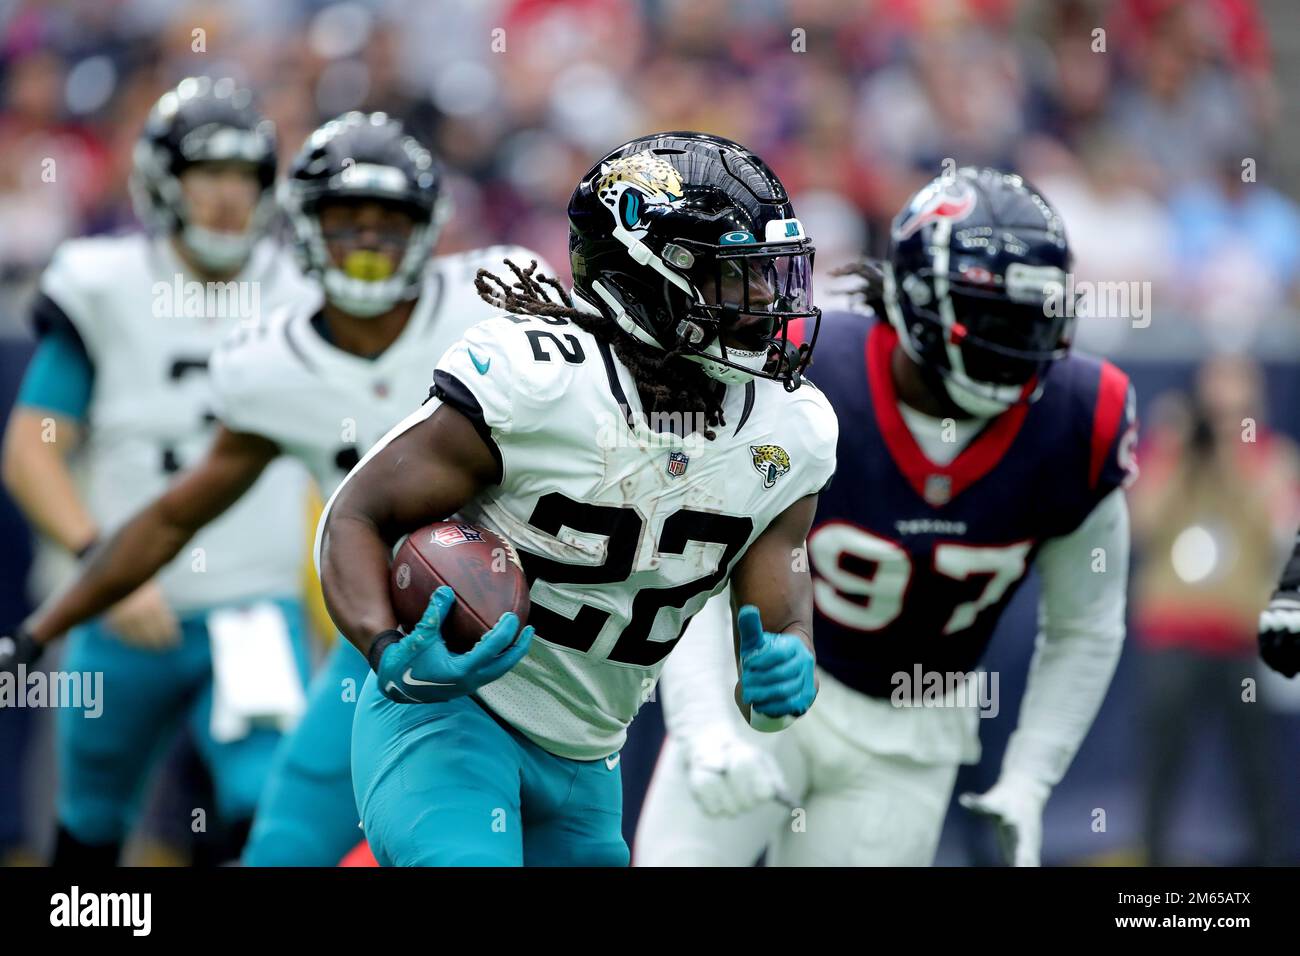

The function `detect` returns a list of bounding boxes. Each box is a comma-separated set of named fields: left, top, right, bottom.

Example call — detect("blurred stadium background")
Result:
left=1, top=0, right=1298, bottom=865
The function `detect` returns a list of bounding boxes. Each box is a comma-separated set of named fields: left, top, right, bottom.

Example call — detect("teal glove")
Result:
left=737, top=604, right=816, bottom=720
left=376, top=586, right=533, bottom=703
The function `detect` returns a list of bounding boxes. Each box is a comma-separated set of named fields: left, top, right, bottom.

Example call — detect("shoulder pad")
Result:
left=434, top=313, right=596, bottom=436
left=38, top=235, right=149, bottom=338
left=746, top=376, right=839, bottom=499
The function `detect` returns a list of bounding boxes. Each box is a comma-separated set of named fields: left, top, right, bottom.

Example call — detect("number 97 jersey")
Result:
left=804, top=311, right=1136, bottom=700
left=406, top=310, right=838, bottom=760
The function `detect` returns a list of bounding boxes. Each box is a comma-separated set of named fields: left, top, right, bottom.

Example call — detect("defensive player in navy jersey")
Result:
left=636, top=167, right=1138, bottom=866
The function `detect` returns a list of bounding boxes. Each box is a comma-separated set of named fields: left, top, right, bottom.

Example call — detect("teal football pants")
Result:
left=351, top=671, right=628, bottom=867
left=242, top=641, right=371, bottom=866
left=55, top=598, right=309, bottom=846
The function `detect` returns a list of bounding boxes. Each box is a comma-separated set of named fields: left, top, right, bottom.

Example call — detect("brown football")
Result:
left=389, top=521, right=530, bottom=654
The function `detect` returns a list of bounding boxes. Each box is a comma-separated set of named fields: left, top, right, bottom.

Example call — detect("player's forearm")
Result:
left=319, top=509, right=400, bottom=656
left=727, top=495, right=819, bottom=655
left=316, top=404, right=501, bottom=659
left=1006, top=490, right=1129, bottom=785
left=23, top=429, right=271, bottom=644
left=1008, top=607, right=1124, bottom=785
left=728, top=553, right=815, bottom=658
left=26, top=502, right=193, bottom=642
left=2, top=412, right=97, bottom=553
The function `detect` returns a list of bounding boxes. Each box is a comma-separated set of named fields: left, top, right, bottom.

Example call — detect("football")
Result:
left=389, top=521, right=531, bottom=654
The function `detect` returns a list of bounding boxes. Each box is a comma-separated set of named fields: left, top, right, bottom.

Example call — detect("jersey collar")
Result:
left=866, top=322, right=1028, bottom=507
left=294, top=271, right=444, bottom=375
left=596, top=337, right=755, bottom=448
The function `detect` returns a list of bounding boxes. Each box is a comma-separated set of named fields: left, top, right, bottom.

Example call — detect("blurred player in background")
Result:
left=0, top=110, right=553, bottom=866
left=316, top=132, right=837, bottom=866
left=1134, top=358, right=1299, bottom=864
left=0, top=77, right=313, bottom=866
left=636, top=167, right=1137, bottom=867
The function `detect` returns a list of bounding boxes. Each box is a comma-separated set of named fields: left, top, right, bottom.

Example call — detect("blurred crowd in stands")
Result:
left=1, top=0, right=1297, bottom=351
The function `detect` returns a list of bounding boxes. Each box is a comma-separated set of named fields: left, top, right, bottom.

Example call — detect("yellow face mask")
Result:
left=341, top=249, right=396, bottom=281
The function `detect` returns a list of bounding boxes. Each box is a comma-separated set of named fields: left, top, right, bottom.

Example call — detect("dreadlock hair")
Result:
left=475, top=258, right=728, bottom=440
left=831, top=257, right=889, bottom=315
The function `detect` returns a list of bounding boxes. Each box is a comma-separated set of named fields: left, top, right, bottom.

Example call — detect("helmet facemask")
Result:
left=661, top=238, right=819, bottom=390
left=886, top=257, right=1074, bottom=417
left=281, top=165, right=449, bottom=319
left=131, top=123, right=277, bottom=274
left=884, top=166, right=1076, bottom=419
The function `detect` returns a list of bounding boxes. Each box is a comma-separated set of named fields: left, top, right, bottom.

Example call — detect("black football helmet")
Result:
left=568, top=131, right=819, bottom=390
left=130, top=76, right=278, bottom=272
left=883, top=166, right=1074, bottom=417
left=281, top=112, right=448, bottom=317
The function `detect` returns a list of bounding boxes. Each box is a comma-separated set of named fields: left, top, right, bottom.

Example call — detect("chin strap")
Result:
left=591, top=280, right=665, bottom=349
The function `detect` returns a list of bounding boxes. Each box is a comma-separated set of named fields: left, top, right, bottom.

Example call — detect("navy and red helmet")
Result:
left=883, top=166, right=1074, bottom=416
left=567, top=131, right=819, bottom=391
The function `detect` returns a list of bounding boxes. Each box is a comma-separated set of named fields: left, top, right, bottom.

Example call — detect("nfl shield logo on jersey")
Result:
left=432, top=524, right=485, bottom=548
left=666, top=450, right=690, bottom=478
left=923, top=474, right=952, bottom=506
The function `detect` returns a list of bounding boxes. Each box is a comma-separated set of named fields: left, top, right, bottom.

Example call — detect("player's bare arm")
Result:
left=317, top=402, right=501, bottom=658
left=23, top=425, right=280, bottom=644
left=2, top=408, right=97, bottom=553
left=728, top=492, right=819, bottom=650
left=725, top=492, right=820, bottom=727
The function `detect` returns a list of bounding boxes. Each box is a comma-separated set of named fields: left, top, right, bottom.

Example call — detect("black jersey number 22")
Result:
left=517, top=492, right=753, bottom=666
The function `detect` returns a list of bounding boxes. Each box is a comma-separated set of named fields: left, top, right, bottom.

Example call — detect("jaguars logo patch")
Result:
left=595, top=151, right=684, bottom=232
left=597, top=150, right=683, bottom=202
left=750, top=444, right=791, bottom=489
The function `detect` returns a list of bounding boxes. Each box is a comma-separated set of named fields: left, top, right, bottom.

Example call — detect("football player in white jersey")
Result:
left=0, top=77, right=313, bottom=865
left=0, top=110, right=554, bottom=866
left=315, top=132, right=839, bottom=866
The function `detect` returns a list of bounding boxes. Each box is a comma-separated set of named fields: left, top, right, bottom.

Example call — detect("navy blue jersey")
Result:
left=796, top=310, right=1136, bottom=699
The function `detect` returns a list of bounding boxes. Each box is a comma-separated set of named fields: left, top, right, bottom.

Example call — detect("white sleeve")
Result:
left=37, top=241, right=104, bottom=356
left=1002, top=487, right=1129, bottom=786
left=659, top=588, right=749, bottom=738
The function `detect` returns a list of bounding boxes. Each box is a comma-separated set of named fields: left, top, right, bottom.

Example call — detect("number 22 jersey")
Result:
left=373, top=309, right=838, bottom=760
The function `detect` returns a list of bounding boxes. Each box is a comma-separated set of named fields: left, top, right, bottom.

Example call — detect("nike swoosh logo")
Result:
left=402, top=668, right=456, bottom=688
left=383, top=680, right=420, bottom=702
left=383, top=669, right=457, bottom=702
left=468, top=349, right=490, bottom=375
left=605, top=754, right=620, bottom=770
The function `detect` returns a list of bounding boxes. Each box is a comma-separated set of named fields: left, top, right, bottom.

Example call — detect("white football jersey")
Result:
left=39, top=233, right=314, bottom=612
left=210, top=245, right=553, bottom=499
left=339, top=310, right=839, bottom=760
